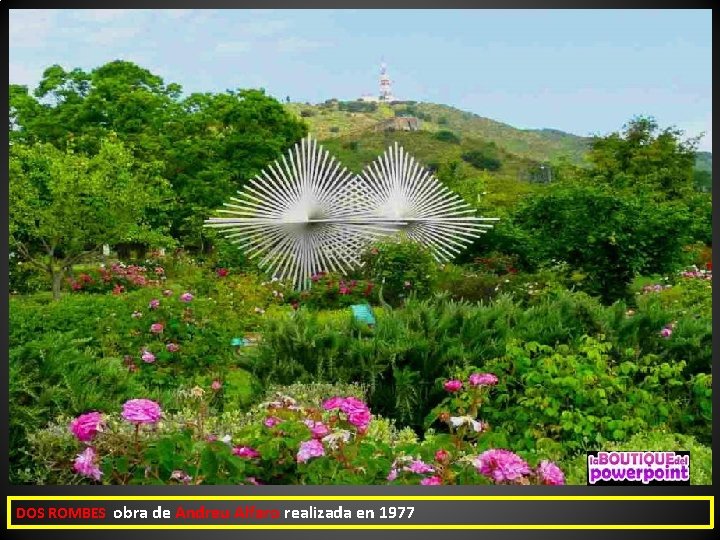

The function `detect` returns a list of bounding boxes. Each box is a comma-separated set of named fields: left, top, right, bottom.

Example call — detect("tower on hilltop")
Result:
left=379, top=61, right=395, bottom=102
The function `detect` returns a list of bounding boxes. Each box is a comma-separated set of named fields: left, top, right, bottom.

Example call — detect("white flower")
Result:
left=220, top=434, right=232, bottom=445
left=449, top=416, right=485, bottom=432
left=322, top=430, right=352, bottom=449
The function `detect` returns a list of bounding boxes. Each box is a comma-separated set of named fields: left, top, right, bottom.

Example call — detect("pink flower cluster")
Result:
left=387, top=457, right=442, bottom=485
left=405, top=460, right=434, bottom=474
left=660, top=321, right=677, bottom=338
left=233, top=446, right=261, bottom=459
left=150, top=323, right=164, bottom=334
left=680, top=267, right=712, bottom=280
left=264, top=416, right=282, bottom=428
left=73, top=447, right=102, bottom=481
left=445, top=372, right=499, bottom=393
left=642, top=284, right=672, bottom=294
left=473, top=449, right=565, bottom=485
left=536, top=460, right=565, bottom=485
left=469, top=372, right=498, bottom=387
left=297, top=439, right=325, bottom=463
left=443, top=379, right=463, bottom=392
left=304, top=419, right=330, bottom=439
left=69, top=412, right=105, bottom=443
left=121, top=399, right=162, bottom=425
left=473, top=449, right=531, bottom=483
left=322, top=396, right=372, bottom=432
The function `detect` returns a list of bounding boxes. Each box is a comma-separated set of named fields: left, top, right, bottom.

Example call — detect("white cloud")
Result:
left=9, top=9, right=57, bottom=48
left=276, top=37, right=331, bottom=53
left=215, top=41, right=251, bottom=54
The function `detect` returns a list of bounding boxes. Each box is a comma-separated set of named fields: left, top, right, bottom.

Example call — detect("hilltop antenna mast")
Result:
left=379, top=60, right=394, bottom=102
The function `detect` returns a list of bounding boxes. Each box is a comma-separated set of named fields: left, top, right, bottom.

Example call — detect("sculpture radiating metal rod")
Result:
left=205, top=136, right=498, bottom=289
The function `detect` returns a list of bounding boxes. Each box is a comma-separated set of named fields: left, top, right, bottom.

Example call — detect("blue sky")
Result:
left=9, top=9, right=713, bottom=150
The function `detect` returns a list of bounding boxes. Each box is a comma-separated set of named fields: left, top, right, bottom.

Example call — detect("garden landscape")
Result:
left=8, top=57, right=712, bottom=486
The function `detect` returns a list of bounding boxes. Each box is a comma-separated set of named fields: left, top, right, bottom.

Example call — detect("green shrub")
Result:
left=9, top=331, right=153, bottom=483
left=10, top=257, right=50, bottom=295
left=433, top=130, right=461, bottom=143
left=361, top=238, right=438, bottom=306
left=461, top=150, right=501, bottom=171
left=510, top=185, right=693, bottom=303
left=476, top=337, right=691, bottom=456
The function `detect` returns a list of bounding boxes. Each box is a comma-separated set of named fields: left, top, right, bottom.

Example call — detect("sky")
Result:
left=9, top=9, right=713, bottom=151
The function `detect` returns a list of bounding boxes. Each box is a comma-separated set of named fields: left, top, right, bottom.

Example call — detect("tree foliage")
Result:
left=10, top=60, right=307, bottom=248
left=585, top=116, right=699, bottom=199
left=9, top=137, right=172, bottom=299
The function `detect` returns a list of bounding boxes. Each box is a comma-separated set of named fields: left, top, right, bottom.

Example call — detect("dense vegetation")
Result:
left=9, top=60, right=712, bottom=485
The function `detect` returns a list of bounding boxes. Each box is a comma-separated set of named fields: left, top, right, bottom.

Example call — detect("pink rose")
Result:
left=322, top=397, right=345, bottom=410
left=421, top=475, right=442, bottom=485
left=232, top=446, right=260, bottom=459
left=536, top=460, right=565, bottom=486
left=469, top=373, right=498, bottom=387
left=73, top=447, right=102, bottom=481
left=69, top=412, right=105, bottom=442
left=121, top=399, right=162, bottom=425
left=443, top=379, right=463, bottom=392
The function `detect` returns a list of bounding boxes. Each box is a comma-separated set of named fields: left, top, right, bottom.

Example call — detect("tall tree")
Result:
left=10, top=61, right=308, bottom=248
left=10, top=137, right=172, bottom=300
left=585, top=116, right=699, bottom=199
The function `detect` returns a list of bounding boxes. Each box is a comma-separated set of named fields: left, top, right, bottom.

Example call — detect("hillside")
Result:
left=318, top=130, right=541, bottom=212
left=286, top=100, right=712, bottom=176
left=696, top=151, right=712, bottom=173
left=286, top=100, right=593, bottom=166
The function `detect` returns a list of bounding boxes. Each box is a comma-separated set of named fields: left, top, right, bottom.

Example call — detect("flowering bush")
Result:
left=67, top=262, right=166, bottom=294
left=29, top=379, right=565, bottom=486
left=360, top=238, right=438, bottom=306
left=283, top=272, right=378, bottom=310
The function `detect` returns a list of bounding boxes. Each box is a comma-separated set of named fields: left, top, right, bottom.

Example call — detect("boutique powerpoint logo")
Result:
left=587, top=451, right=690, bottom=485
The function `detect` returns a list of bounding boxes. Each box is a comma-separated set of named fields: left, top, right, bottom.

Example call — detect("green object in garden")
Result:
left=350, top=304, right=376, bottom=326
left=231, top=337, right=249, bottom=347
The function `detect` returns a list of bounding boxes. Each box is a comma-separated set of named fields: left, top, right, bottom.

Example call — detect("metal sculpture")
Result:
left=205, top=136, right=497, bottom=289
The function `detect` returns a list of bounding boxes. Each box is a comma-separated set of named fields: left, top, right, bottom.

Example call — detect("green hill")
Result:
left=696, top=151, right=712, bottom=173
left=284, top=100, right=711, bottom=206
left=319, top=130, right=541, bottom=211
left=285, top=100, right=593, bottom=166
